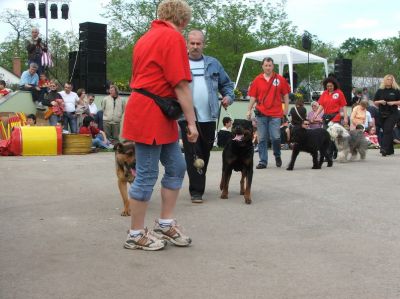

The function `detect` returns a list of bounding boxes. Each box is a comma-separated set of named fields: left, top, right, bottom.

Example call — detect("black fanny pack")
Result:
left=133, top=88, right=182, bottom=120
left=322, top=112, right=338, bottom=124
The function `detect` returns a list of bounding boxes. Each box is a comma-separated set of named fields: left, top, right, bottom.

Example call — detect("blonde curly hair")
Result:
left=157, top=0, right=192, bottom=27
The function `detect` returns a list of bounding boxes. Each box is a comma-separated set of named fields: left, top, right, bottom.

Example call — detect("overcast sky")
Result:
left=0, top=0, right=399, bottom=47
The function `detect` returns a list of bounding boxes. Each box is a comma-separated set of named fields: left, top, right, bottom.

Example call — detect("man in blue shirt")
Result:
left=19, top=63, right=44, bottom=110
left=178, top=29, right=234, bottom=203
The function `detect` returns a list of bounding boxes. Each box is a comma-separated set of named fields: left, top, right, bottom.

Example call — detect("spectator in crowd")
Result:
left=25, top=27, right=47, bottom=75
left=362, top=87, right=370, bottom=101
left=0, top=80, right=11, bottom=98
left=19, top=63, right=44, bottom=110
left=38, top=73, right=50, bottom=110
left=121, top=0, right=198, bottom=251
left=59, top=82, right=79, bottom=133
left=26, top=114, right=36, bottom=126
left=246, top=57, right=290, bottom=169
left=178, top=29, right=234, bottom=203
left=350, top=99, right=368, bottom=130
left=87, top=93, right=103, bottom=130
left=351, top=89, right=362, bottom=106
left=280, top=115, right=290, bottom=150
left=367, top=101, right=382, bottom=145
left=364, top=126, right=380, bottom=148
left=79, top=115, right=112, bottom=149
left=373, top=74, right=400, bottom=156
left=76, top=88, right=89, bottom=129
left=289, top=98, right=307, bottom=127
left=283, top=66, right=298, bottom=91
left=307, top=101, right=324, bottom=129
left=43, top=80, right=64, bottom=126
left=101, top=85, right=125, bottom=144
left=217, top=116, right=233, bottom=148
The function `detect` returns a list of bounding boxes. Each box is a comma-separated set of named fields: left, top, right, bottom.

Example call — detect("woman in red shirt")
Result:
left=121, top=0, right=198, bottom=251
left=313, top=76, right=348, bottom=159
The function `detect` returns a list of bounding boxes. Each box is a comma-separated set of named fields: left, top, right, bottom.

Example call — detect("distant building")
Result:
left=0, top=66, right=20, bottom=86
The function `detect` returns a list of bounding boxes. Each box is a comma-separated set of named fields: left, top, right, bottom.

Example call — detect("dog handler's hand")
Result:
left=186, top=123, right=199, bottom=143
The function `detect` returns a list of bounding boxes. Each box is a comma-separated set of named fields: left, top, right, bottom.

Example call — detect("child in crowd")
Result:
left=79, top=115, right=113, bottom=150
left=364, top=126, right=380, bottom=149
left=37, top=73, right=50, bottom=110
left=0, top=80, right=10, bottom=98
left=217, top=116, right=232, bottom=148
left=26, top=114, right=36, bottom=126
left=280, top=115, right=290, bottom=150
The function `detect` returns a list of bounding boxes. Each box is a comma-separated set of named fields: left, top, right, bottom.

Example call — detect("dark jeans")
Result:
left=63, top=112, right=78, bottom=133
left=19, top=86, right=40, bottom=103
left=381, top=113, right=399, bottom=154
left=178, top=120, right=216, bottom=197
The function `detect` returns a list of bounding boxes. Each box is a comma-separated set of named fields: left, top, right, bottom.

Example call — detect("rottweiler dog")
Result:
left=114, top=141, right=136, bottom=216
left=220, top=119, right=254, bottom=204
left=286, top=122, right=332, bottom=171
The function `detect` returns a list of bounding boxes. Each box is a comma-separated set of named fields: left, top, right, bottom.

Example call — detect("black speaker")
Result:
left=80, top=73, right=106, bottom=94
left=28, top=3, right=36, bottom=18
left=79, top=22, right=107, bottom=51
left=334, top=58, right=352, bottom=105
left=61, top=4, right=69, bottom=19
left=302, top=32, right=312, bottom=51
left=79, top=50, right=106, bottom=74
left=39, top=3, right=46, bottom=18
left=50, top=4, right=58, bottom=19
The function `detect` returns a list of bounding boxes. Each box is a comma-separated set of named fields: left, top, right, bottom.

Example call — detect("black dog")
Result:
left=220, top=119, right=254, bottom=204
left=286, top=124, right=332, bottom=171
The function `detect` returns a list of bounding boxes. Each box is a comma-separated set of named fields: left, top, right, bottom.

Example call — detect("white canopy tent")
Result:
left=235, top=45, right=329, bottom=92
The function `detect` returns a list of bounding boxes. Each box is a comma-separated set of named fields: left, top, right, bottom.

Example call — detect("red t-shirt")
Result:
left=79, top=126, right=100, bottom=138
left=0, top=89, right=10, bottom=96
left=318, top=89, right=347, bottom=122
left=248, top=72, right=290, bottom=118
left=122, top=20, right=191, bottom=145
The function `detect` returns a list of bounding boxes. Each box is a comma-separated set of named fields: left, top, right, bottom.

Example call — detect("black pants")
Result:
left=381, top=113, right=399, bottom=155
left=179, top=120, right=216, bottom=197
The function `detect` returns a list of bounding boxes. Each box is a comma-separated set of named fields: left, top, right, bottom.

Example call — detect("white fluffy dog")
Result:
left=327, top=123, right=368, bottom=162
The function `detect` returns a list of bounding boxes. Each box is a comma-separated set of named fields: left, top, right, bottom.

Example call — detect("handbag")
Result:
left=133, top=88, right=182, bottom=120
left=44, top=108, right=53, bottom=120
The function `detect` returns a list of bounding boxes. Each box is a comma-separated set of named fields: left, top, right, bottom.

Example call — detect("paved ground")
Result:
left=1, top=148, right=400, bottom=299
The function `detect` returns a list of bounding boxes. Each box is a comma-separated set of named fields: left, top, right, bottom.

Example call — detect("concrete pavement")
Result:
left=1, top=149, right=400, bottom=299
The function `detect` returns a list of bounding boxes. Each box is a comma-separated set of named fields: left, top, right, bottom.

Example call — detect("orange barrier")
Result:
left=9, top=126, right=62, bottom=156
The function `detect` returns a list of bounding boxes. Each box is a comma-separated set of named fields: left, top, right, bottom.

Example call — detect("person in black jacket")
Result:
left=373, top=74, right=400, bottom=156
left=25, top=27, right=47, bottom=75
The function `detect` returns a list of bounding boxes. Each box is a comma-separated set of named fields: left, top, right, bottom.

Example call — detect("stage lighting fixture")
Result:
left=61, top=4, right=69, bottom=19
left=28, top=3, right=36, bottom=19
left=50, top=4, right=58, bottom=19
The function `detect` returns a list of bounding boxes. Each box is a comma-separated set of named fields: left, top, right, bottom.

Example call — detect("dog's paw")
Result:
left=312, top=165, right=321, bottom=169
left=245, top=198, right=252, bottom=204
left=120, top=210, right=130, bottom=217
left=220, top=193, right=228, bottom=199
left=327, top=162, right=333, bottom=167
left=286, top=167, right=293, bottom=171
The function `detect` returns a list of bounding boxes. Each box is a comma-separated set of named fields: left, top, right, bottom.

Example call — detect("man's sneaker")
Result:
left=191, top=195, right=203, bottom=203
left=36, top=103, right=46, bottom=111
left=124, top=228, right=166, bottom=251
left=153, top=219, right=192, bottom=247
left=275, top=157, right=282, bottom=167
left=256, top=163, right=266, bottom=169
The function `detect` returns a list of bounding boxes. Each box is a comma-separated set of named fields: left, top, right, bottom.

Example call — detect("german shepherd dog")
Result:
left=114, top=142, right=136, bottom=216
left=220, top=119, right=254, bottom=204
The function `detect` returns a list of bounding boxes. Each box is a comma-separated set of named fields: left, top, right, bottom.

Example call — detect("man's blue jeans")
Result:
left=256, top=115, right=281, bottom=166
left=128, top=141, right=186, bottom=201
left=63, top=112, right=77, bottom=133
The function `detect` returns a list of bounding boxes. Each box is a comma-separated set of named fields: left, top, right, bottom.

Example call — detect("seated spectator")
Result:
left=351, top=89, right=362, bottom=107
left=0, top=80, right=11, bottom=98
left=19, top=63, right=45, bottom=110
left=364, top=126, right=380, bottom=148
left=76, top=88, right=89, bottom=128
left=350, top=99, right=368, bottom=130
left=280, top=115, right=290, bottom=149
left=42, top=80, right=64, bottom=126
left=289, top=98, right=307, bottom=127
left=79, top=115, right=113, bottom=150
left=217, top=116, right=232, bottom=148
left=26, top=114, right=36, bottom=126
left=38, top=73, right=50, bottom=110
left=307, top=101, right=324, bottom=129
left=393, top=120, right=400, bottom=145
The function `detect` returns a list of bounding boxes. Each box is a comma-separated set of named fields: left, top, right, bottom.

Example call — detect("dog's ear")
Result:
left=114, top=143, right=122, bottom=152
